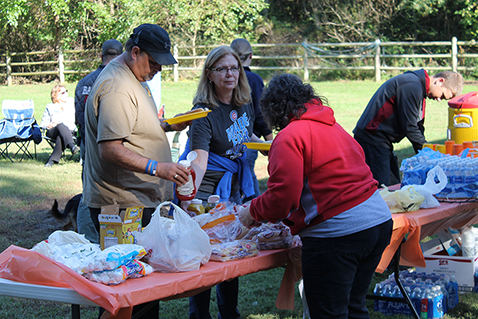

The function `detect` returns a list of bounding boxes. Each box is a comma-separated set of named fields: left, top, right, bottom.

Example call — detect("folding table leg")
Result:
left=72, top=304, right=80, bottom=319
left=366, top=244, right=420, bottom=319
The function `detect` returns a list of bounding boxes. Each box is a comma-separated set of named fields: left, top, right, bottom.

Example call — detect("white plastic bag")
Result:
left=403, top=165, right=447, bottom=209
left=134, top=202, right=212, bottom=272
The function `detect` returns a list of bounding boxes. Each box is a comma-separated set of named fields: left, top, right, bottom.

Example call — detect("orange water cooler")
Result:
left=447, top=91, right=478, bottom=144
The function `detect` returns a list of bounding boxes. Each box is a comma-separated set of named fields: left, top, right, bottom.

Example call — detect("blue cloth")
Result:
left=178, top=139, right=255, bottom=201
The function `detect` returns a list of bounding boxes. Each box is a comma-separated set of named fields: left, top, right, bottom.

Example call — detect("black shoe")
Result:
left=71, top=145, right=79, bottom=155
left=45, top=160, right=54, bottom=168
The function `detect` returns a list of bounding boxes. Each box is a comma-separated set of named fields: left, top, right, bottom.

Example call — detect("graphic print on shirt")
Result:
left=225, top=110, right=250, bottom=160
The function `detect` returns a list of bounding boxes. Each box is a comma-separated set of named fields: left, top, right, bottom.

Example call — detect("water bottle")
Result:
left=373, top=283, right=383, bottom=296
left=445, top=162, right=455, bottom=191
left=432, top=286, right=444, bottom=318
left=421, top=288, right=431, bottom=319
left=454, top=162, right=464, bottom=189
left=464, top=162, right=475, bottom=185
left=382, top=284, right=392, bottom=297
left=447, top=275, right=459, bottom=308
left=439, top=283, right=448, bottom=313
left=392, top=285, right=403, bottom=298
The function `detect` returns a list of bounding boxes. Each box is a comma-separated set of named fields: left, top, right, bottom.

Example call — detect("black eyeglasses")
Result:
left=210, top=66, right=240, bottom=74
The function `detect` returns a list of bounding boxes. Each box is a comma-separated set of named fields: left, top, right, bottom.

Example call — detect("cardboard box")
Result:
left=436, top=229, right=461, bottom=256
left=416, top=251, right=478, bottom=293
left=420, top=238, right=444, bottom=255
left=99, top=203, right=143, bottom=250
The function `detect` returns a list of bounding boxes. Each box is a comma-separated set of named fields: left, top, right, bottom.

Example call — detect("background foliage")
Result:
left=1, top=0, right=477, bottom=54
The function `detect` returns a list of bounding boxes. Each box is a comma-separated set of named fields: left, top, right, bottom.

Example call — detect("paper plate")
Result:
left=164, top=109, right=212, bottom=125
left=243, top=142, right=272, bottom=151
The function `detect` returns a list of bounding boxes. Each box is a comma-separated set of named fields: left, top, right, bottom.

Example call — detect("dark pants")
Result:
left=189, top=278, right=240, bottom=319
left=355, top=137, right=400, bottom=187
left=46, top=123, right=75, bottom=162
left=89, top=206, right=159, bottom=319
left=301, top=219, right=393, bottom=319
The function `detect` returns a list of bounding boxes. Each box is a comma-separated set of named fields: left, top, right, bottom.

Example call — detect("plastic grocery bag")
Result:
left=133, top=201, right=212, bottom=272
left=379, top=185, right=425, bottom=213
left=402, top=165, right=447, bottom=209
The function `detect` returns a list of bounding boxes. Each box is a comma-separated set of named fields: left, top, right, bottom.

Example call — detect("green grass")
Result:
left=1, top=80, right=478, bottom=318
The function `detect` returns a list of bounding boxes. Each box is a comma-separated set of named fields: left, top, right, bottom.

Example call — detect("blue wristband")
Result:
left=149, top=160, right=158, bottom=176
left=145, top=159, right=152, bottom=174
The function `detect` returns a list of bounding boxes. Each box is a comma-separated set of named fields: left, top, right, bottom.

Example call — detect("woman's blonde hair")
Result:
left=51, top=85, right=66, bottom=104
left=193, top=46, right=251, bottom=109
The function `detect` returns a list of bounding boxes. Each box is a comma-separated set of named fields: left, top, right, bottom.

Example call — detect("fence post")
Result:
left=58, top=47, right=65, bottom=83
left=303, top=40, right=309, bottom=81
left=452, top=37, right=458, bottom=73
left=6, top=51, right=12, bottom=86
left=374, top=39, right=381, bottom=82
left=173, top=44, right=179, bottom=83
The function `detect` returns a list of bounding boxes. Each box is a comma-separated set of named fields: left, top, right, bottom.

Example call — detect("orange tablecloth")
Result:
left=376, top=200, right=478, bottom=273
left=0, top=245, right=301, bottom=319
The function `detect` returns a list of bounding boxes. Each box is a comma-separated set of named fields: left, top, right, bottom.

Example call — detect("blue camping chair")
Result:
left=0, top=100, right=42, bottom=162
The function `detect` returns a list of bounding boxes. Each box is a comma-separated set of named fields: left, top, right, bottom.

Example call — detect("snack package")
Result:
left=244, top=222, right=297, bottom=250
left=82, top=244, right=147, bottom=273
left=31, top=230, right=101, bottom=274
left=210, top=240, right=259, bottom=262
left=84, top=259, right=154, bottom=285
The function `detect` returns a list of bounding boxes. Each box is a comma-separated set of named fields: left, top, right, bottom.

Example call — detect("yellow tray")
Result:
left=243, top=142, right=272, bottom=151
left=164, top=109, right=212, bottom=125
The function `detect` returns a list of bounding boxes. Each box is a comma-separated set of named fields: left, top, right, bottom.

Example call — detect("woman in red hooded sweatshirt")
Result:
left=238, top=73, right=393, bottom=319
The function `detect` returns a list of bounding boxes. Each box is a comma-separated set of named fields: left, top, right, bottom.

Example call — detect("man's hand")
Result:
left=155, top=162, right=190, bottom=184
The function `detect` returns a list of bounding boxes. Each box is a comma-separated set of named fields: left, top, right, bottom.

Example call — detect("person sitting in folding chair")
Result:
left=40, top=85, right=79, bottom=167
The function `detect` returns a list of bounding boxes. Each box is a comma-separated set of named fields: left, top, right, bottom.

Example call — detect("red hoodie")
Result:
left=250, top=99, right=378, bottom=235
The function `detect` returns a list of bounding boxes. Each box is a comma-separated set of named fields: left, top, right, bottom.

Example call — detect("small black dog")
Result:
left=49, top=193, right=82, bottom=232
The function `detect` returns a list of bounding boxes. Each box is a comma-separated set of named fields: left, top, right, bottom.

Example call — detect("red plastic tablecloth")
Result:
left=376, top=200, right=478, bottom=273
left=0, top=245, right=302, bottom=318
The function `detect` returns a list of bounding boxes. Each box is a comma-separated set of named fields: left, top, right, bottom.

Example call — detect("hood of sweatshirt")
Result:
left=289, top=99, right=336, bottom=127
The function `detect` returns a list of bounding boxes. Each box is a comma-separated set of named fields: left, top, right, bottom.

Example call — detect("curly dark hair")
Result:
left=260, top=73, right=328, bottom=131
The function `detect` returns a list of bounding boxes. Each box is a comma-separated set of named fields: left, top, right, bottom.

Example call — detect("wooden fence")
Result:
left=1, top=37, right=477, bottom=85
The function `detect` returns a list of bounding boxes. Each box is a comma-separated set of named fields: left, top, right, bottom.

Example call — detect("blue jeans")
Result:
left=77, top=198, right=99, bottom=244
left=189, top=278, right=240, bottom=319
left=301, top=219, right=392, bottom=319
left=246, top=149, right=260, bottom=197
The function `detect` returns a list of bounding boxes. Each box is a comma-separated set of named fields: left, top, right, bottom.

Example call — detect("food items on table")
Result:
left=85, top=259, right=153, bottom=285
left=210, top=240, right=259, bottom=262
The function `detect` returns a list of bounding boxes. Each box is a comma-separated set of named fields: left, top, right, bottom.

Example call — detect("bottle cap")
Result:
left=191, top=199, right=202, bottom=204
left=207, top=195, right=220, bottom=204
left=179, top=159, right=190, bottom=168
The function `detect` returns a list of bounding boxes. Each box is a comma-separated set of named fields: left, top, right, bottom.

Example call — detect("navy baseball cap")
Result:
left=131, top=24, right=177, bottom=65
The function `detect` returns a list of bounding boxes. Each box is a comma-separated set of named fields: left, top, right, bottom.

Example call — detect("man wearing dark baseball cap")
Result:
left=130, top=23, right=177, bottom=65
left=83, top=25, right=189, bottom=319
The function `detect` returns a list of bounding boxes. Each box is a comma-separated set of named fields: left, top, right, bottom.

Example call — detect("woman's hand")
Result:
left=236, top=204, right=261, bottom=228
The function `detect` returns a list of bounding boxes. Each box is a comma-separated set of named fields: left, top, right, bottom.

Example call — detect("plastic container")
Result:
left=445, top=140, right=455, bottom=155
left=447, top=91, right=478, bottom=144
left=188, top=199, right=205, bottom=215
left=175, top=151, right=198, bottom=201
left=205, top=195, right=220, bottom=213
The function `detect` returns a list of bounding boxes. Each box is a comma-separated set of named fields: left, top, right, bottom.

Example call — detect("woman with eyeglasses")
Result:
left=40, top=84, right=79, bottom=167
left=177, top=45, right=263, bottom=319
